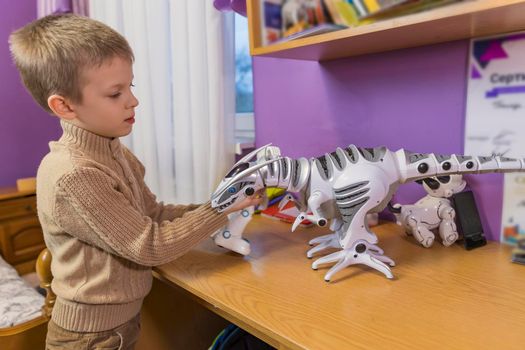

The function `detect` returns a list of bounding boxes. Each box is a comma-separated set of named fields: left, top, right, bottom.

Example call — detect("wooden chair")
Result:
left=0, top=248, right=55, bottom=350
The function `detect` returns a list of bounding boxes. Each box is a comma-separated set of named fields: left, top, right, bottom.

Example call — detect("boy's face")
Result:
left=70, top=56, right=138, bottom=138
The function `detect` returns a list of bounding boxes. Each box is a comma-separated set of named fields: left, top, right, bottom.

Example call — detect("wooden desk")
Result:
left=154, top=217, right=524, bottom=350
left=0, top=187, right=35, bottom=201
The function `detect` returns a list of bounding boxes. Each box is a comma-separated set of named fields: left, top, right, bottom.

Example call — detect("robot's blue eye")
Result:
left=228, top=187, right=237, bottom=194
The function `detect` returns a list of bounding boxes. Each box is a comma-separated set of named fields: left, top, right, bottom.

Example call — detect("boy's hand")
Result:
left=223, top=190, right=265, bottom=215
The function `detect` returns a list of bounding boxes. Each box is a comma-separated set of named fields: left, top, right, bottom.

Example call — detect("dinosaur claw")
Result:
left=278, top=194, right=294, bottom=210
left=291, top=214, right=304, bottom=232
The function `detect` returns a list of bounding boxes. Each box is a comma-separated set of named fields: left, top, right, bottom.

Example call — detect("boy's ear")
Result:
left=47, top=95, right=77, bottom=120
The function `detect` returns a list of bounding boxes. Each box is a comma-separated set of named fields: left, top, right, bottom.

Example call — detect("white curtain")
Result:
left=89, top=0, right=236, bottom=204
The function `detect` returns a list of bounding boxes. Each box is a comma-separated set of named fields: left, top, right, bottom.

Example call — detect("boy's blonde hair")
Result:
left=9, top=14, right=134, bottom=114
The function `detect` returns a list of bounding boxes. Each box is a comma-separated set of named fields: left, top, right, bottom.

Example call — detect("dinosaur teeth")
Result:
left=219, top=198, right=236, bottom=211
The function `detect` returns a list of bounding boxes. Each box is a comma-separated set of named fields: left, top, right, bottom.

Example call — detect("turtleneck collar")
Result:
left=59, top=120, right=122, bottom=157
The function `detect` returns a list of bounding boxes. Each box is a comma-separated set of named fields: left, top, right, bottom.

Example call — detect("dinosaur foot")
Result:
left=214, top=230, right=251, bottom=255
left=311, top=240, right=395, bottom=282
left=307, top=233, right=341, bottom=258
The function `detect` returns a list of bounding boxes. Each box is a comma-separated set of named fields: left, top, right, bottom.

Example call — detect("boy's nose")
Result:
left=129, top=92, right=139, bottom=108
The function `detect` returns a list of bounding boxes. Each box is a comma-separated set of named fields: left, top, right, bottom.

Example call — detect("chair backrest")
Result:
left=36, top=248, right=55, bottom=318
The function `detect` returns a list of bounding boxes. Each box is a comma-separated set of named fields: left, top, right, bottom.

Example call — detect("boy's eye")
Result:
left=109, top=92, right=121, bottom=98
left=130, top=83, right=136, bottom=87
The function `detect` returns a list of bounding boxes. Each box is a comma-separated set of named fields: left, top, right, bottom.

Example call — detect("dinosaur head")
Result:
left=211, top=144, right=282, bottom=212
left=416, top=174, right=466, bottom=198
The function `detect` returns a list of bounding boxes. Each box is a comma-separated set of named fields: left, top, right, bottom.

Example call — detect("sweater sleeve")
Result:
left=142, top=183, right=202, bottom=223
left=54, top=167, right=228, bottom=266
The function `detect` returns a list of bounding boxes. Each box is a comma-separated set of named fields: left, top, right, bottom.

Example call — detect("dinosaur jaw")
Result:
left=214, top=195, right=241, bottom=212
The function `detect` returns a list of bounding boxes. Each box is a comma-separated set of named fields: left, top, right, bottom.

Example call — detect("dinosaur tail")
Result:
left=394, top=149, right=525, bottom=183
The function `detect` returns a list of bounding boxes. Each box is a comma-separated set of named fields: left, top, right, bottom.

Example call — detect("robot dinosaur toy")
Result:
left=211, top=144, right=525, bottom=282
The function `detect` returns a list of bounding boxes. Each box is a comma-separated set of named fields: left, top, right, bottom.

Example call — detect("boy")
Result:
left=9, top=14, right=260, bottom=350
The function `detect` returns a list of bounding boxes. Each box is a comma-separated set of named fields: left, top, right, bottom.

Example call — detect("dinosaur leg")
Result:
left=306, top=234, right=340, bottom=258
left=311, top=250, right=344, bottom=270
left=213, top=207, right=254, bottom=255
left=292, top=190, right=330, bottom=231
left=307, top=219, right=344, bottom=257
left=309, top=233, right=336, bottom=246
left=312, top=196, right=394, bottom=280
left=312, top=240, right=394, bottom=282
left=308, top=218, right=342, bottom=246
left=313, top=173, right=396, bottom=281
left=365, top=244, right=396, bottom=266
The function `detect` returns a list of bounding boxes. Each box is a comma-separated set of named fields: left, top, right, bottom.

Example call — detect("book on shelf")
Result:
left=323, top=0, right=346, bottom=25
left=275, top=23, right=347, bottom=43
left=351, top=0, right=424, bottom=18
left=260, top=0, right=285, bottom=46
left=348, top=0, right=369, bottom=18
left=281, top=0, right=332, bottom=38
left=334, top=1, right=360, bottom=26
left=323, top=0, right=359, bottom=27
left=259, top=0, right=350, bottom=45
left=352, top=0, right=462, bottom=20
left=257, top=0, right=461, bottom=47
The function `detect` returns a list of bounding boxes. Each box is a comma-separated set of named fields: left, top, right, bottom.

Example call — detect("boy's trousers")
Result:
left=46, top=312, right=140, bottom=350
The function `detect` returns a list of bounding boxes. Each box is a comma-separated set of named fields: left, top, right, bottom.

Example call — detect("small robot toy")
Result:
left=389, top=175, right=466, bottom=248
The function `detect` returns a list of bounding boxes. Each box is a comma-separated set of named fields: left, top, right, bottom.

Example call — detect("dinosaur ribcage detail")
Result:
left=315, top=155, right=331, bottom=179
left=344, top=146, right=359, bottom=163
left=290, top=159, right=302, bottom=188
left=314, top=145, right=387, bottom=181
left=342, top=144, right=387, bottom=164
left=334, top=181, right=370, bottom=241
left=357, top=146, right=387, bottom=162
left=329, top=151, right=344, bottom=171
left=280, top=158, right=288, bottom=180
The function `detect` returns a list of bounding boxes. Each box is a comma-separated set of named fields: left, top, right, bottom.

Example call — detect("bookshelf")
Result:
left=247, top=0, right=525, bottom=61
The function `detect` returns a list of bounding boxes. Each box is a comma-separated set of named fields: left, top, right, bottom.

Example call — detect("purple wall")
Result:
left=0, top=1, right=62, bottom=187
left=253, top=40, right=504, bottom=241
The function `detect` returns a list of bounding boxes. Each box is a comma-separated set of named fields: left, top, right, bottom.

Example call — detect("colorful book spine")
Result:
left=260, top=0, right=284, bottom=45
left=363, top=0, right=381, bottom=13
left=322, top=0, right=346, bottom=26
left=348, top=0, right=368, bottom=17
left=335, top=1, right=359, bottom=26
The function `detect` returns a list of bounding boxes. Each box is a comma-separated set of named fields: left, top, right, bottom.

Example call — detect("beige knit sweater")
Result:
left=36, top=120, right=228, bottom=332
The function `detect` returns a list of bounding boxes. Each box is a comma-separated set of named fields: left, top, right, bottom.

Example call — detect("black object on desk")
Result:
left=452, top=190, right=487, bottom=250
left=512, top=236, right=525, bottom=264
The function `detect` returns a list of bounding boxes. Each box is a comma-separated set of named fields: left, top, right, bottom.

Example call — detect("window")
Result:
left=235, top=14, right=255, bottom=148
